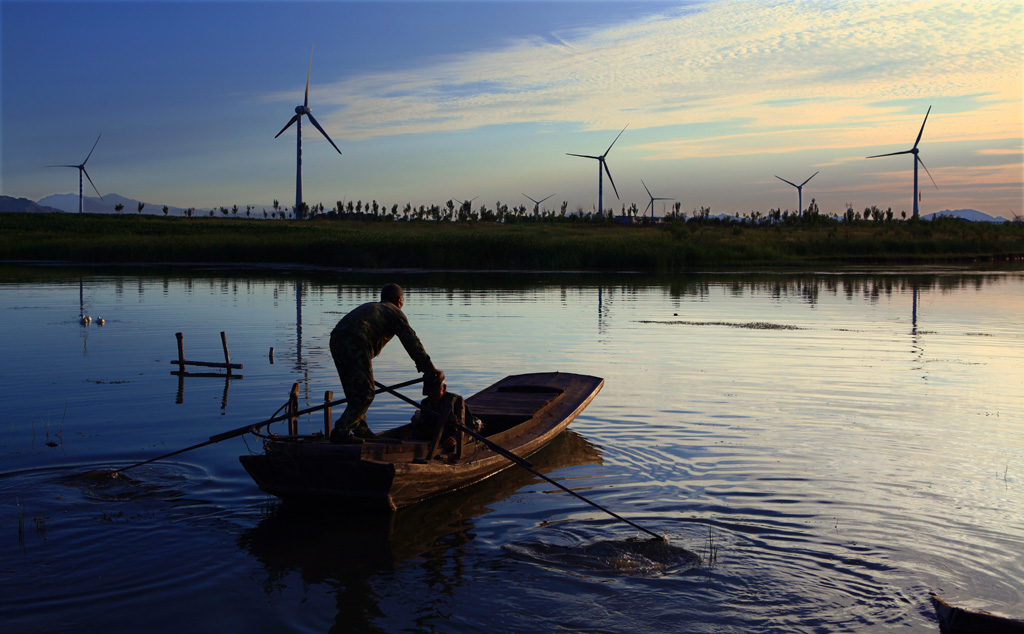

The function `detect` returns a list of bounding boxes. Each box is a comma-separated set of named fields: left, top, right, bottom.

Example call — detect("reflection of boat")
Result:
left=240, top=372, right=604, bottom=510
left=238, top=430, right=602, bottom=584
left=930, top=593, right=1024, bottom=634
left=239, top=431, right=601, bottom=630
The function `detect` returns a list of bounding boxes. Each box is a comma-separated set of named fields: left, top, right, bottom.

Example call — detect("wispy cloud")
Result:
left=301, top=0, right=1021, bottom=160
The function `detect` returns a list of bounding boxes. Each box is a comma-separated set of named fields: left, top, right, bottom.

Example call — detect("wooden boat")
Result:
left=930, top=593, right=1024, bottom=634
left=239, top=371, right=604, bottom=510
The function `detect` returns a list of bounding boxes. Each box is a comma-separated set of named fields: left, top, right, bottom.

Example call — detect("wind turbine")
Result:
left=523, top=193, right=554, bottom=215
left=775, top=171, right=818, bottom=216
left=567, top=124, right=627, bottom=215
left=48, top=134, right=103, bottom=214
left=866, top=106, right=937, bottom=218
left=641, top=180, right=673, bottom=221
left=275, top=43, right=341, bottom=219
left=453, top=196, right=477, bottom=213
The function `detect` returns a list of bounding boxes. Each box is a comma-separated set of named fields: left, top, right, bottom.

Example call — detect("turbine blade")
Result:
left=83, top=133, right=102, bottom=164
left=641, top=179, right=653, bottom=198
left=603, top=160, right=619, bottom=199
left=82, top=167, right=103, bottom=200
left=523, top=194, right=538, bottom=204
left=800, top=171, right=819, bottom=187
left=913, top=105, right=931, bottom=149
left=775, top=175, right=799, bottom=188
left=917, top=156, right=938, bottom=190
left=305, top=43, right=314, bottom=109
left=866, top=150, right=912, bottom=159
left=306, top=112, right=342, bottom=154
left=47, top=164, right=79, bottom=169
left=644, top=200, right=653, bottom=214
left=275, top=115, right=300, bottom=138
left=566, top=153, right=600, bottom=160
left=603, top=123, right=629, bottom=157
left=539, top=194, right=554, bottom=203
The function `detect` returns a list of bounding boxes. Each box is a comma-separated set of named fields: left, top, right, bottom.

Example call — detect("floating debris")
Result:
left=638, top=320, right=804, bottom=330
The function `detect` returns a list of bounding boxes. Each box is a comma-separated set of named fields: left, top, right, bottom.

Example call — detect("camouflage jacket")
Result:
left=331, top=301, right=433, bottom=372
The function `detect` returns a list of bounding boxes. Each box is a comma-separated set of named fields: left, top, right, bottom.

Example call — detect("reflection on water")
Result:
left=0, top=264, right=1022, bottom=633
left=239, top=431, right=602, bottom=630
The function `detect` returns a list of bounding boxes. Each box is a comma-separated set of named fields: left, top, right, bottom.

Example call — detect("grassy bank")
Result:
left=2, top=212, right=1022, bottom=271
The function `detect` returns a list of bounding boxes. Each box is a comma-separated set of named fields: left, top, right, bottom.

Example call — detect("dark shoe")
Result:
left=352, top=425, right=376, bottom=439
left=329, top=430, right=363, bottom=444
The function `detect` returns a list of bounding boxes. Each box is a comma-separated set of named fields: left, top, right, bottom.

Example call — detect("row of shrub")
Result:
left=1, top=212, right=1021, bottom=271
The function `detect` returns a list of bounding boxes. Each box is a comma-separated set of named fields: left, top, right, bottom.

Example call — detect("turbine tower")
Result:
left=48, top=134, right=103, bottom=214
left=866, top=106, right=937, bottom=218
left=567, top=124, right=627, bottom=215
left=275, top=43, right=341, bottom=219
left=523, top=193, right=554, bottom=216
left=774, top=171, right=818, bottom=216
left=641, top=180, right=673, bottom=221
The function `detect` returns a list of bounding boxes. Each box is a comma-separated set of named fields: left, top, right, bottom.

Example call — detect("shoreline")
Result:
left=2, top=212, right=1022, bottom=272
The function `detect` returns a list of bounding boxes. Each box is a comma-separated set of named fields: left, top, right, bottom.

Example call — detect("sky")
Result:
left=2, top=0, right=1022, bottom=219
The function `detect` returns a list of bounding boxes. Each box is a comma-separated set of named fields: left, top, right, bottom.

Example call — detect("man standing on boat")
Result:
left=329, top=283, right=439, bottom=443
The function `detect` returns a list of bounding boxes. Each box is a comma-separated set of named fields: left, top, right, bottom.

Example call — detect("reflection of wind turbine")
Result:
left=275, top=43, right=341, bottom=220
left=523, top=193, right=554, bottom=215
left=866, top=106, right=937, bottom=218
left=48, top=134, right=103, bottom=214
left=774, top=171, right=818, bottom=215
left=641, top=180, right=673, bottom=221
left=567, top=124, right=627, bottom=214
left=295, top=281, right=304, bottom=369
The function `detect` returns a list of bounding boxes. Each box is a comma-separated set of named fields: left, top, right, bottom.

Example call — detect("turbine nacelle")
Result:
left=275, top=43, right=342, bottom=218
left=865, top=106, right=936, bottom=216
left=47, top=134, right=104, bottom=212
left=641, top=179, right=673, bottom=217
left=567, top=124, right=628, bottom=211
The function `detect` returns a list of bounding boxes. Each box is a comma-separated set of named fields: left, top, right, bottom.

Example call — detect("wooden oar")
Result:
left=113, top=377, right=424, bottom=475
left=374, top=380, right=665, bottom=541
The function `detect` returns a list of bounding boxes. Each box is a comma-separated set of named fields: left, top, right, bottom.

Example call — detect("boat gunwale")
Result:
left=240, top=371, right=604, bottom=508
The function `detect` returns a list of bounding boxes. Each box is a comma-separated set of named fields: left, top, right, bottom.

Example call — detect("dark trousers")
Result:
left=329, top=331, right=375, bottom=437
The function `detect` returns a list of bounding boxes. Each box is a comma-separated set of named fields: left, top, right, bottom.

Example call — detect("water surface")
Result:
left=1, top=264, right=1021, bottom=633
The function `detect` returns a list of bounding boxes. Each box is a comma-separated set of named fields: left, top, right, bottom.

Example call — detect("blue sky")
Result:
left=2, top=0, right=1022, bottom=219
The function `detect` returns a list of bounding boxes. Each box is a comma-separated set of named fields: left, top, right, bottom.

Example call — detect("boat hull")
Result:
left=240, top=372, right=604, bottom=509
left=930, top=593, right=1024, bottom=634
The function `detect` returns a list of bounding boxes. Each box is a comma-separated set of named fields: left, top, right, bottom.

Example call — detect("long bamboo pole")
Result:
left=373, top=380, right=665, bottom=541
left=114, top=377, right=424, bottom=474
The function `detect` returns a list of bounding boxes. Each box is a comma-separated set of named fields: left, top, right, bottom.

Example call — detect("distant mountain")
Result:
left=36, top=193, right=199, bottom=216
left=923, top=209, right=1007, bottom=223
left=32, top=193, right=278, bottom=217
left=0, top=195, right=64, bottom=214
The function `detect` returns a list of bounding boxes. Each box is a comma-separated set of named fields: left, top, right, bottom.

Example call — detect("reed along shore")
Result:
left=2, top=212, right=1022, bottom=271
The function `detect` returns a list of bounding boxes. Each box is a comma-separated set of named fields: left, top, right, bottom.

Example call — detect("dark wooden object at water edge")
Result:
left=930, top=593, right=1024, bottom=634
left=171, top=331, right=243, bottom=376
left=239, top=372, right=604, bottom=510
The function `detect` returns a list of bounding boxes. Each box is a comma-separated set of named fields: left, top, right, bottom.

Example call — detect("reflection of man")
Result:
left=329, top=283, right=439, bottom=443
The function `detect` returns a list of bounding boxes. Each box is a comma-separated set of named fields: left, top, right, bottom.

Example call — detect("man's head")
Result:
left=381, top=283, right=404, bottom=308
